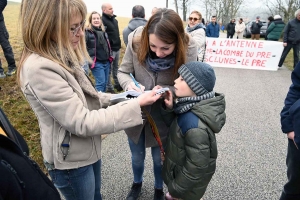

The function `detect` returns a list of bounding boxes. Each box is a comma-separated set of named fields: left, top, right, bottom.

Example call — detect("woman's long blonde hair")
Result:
left=17, top=0, right=90, bottom=84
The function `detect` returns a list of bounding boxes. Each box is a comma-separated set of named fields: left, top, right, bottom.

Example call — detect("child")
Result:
left=161, top=61, right=226, bottom=200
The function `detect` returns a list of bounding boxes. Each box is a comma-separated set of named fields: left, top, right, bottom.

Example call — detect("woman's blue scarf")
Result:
left=145, top=53, right=175, bottom=72
left=186, top=23, right=206, bottom=33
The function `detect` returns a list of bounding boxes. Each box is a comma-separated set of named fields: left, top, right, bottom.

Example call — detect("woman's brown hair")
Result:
left=137, top=8, right=189, bottom=79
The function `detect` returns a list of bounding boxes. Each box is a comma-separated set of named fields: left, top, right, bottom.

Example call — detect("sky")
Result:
left=9, top=0, right=263, bottom=20
left=9, top=0, right=176, bottom=19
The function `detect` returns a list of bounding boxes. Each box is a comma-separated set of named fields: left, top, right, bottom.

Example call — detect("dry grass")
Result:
left=0, top=2, right=294, bottom=172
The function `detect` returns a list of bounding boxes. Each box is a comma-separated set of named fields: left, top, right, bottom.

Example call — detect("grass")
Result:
left=0, top=2, right=295, bottom=172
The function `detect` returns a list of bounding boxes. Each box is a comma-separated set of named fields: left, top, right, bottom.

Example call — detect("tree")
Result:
left=174, top=0, right=179, bottom=14
left=173, top=0, right=192, bottom=21
left=264, top=0, right=299, bottom=23
left=200, top=0, right=245, bottom=25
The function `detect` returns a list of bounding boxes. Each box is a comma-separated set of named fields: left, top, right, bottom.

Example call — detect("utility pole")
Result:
left=166, top=0, right=168, bottom=8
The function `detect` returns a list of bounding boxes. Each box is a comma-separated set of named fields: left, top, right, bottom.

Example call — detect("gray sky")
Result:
left=9, top=0, right=263, bottom=20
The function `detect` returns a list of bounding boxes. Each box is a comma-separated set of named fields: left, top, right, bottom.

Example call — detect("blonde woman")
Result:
left=85, top=11, right=112, bottom=92
left=186, top=11, right=206, bottom=61
left=17, top=0, right=162, bottom=199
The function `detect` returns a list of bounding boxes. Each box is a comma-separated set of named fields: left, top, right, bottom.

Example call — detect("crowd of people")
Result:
left=1, top=0, right=300, bottom=199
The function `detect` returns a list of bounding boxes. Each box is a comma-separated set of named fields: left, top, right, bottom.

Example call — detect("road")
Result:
left=100, top=63, right=292, bottom=199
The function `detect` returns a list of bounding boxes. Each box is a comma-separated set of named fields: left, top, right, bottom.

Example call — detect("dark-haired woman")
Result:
left=118, top=8, right=198, bottom=200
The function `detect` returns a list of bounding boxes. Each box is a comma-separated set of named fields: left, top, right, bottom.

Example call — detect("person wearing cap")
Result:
left=161, top=61, right=226, bottom=200
left=278, top=9, right=300, bottom=69
left=250, top=16, right=263, bottom=40
left=266, top=15, right=285, bottom=41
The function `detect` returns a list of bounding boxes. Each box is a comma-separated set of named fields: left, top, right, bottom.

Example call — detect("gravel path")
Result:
left=100, top=66, right=292, bottom=200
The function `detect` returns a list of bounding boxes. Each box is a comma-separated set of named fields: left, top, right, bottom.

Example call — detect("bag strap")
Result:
left=0, top=108, right=21, bottom=147
left=142, top=108, right=165, bottom=156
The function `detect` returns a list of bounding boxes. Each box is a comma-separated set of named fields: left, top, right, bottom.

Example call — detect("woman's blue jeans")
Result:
left=91, top=61, right=110, bottom=92
left=48, top=160, right=102, bottom=200
left=128, top=130, right=163, bottom=189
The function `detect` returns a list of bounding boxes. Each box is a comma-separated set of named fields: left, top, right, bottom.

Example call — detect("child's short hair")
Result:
left=178, top=61, right=216, bottom=96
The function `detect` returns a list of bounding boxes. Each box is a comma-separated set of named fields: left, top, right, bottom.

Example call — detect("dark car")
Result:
left=243, top=20, right=268, bottom=38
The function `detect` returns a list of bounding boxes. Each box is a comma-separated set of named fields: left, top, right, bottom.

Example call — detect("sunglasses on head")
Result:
left=189, top=17, right=199, bottom=21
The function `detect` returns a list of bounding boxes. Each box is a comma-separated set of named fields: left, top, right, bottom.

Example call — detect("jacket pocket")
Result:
left=57, top=127, right=94, bottom=162
left=167, top=160, right=176, bottom=180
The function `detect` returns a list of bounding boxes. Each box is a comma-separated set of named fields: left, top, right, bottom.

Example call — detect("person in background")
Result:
left=250, top=16, right=263, bottom=40
left=265, top=16, right=274, bottom=40
left=102, top=3, right=123, bottom=92
left=206, top=16, right=220, bottom=38
left=123, top=5, right=147, bottom=46
left=162, top=61, right=226, bottom=200
left=266, top=15, right=285, bottom=41
left=226, top=19, right=236, bottom=39
left=235, top=18, right=245, bottom=39
left=202, top=18, right=205, bottom=26
left=117, top=8, right=198, bottom=200
left=85, top=11, right=112, bottom=92
left=151, top=7, right=159, bottom=16
left=186, top=10, right=206, bottom=61
left=278, top=9, right=300, bottom=69
left=221, top=24, right=225, bottom=32
left=0, top=0, right=17, bottom=78
left=17, top=0, right=162, bottom=199
left=280, top=61, right=300, bottom=200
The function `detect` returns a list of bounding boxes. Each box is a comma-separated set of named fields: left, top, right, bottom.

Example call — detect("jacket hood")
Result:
left=191, top=93, right=226, bottom=133
left=128, top=18, right=148, bottom=31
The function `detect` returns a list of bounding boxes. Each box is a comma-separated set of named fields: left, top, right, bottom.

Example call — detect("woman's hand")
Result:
left=164, top=90, right=173, bottom=109
left=127, top=82, right=145, bottom=92
left=287, top=131, right=298, bottom=149
left=287, top=131, right=295, bottom=140
left=136, top=87, right=162, bottom=107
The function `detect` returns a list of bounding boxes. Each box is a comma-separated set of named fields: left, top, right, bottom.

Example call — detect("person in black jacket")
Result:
left=101, top=3, right=122, bottom=92
left=278, top=9, right=300, bottom=69
left=226, top=19, right=236, bottom=39
left=250, top=16, right=263, bottom=40
left=0, top=0, right=17, bottom=78
left=85, top=11, right=112, bottom=92
left=280, top=61, right=300, bottom=200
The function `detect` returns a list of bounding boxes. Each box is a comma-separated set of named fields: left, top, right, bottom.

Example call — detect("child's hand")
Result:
left=164, top=90, right=173, bottom=109
left=165, top=192, right=180, bottom=200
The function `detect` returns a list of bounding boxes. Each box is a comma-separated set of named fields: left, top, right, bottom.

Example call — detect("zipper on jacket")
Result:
left=1, top=160, right=25, bottom=188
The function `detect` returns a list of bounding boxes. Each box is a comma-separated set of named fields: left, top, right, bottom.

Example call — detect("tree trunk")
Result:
left=174, top=0, right=178, bottom=13
left=182, top=0, right=187, bottom=21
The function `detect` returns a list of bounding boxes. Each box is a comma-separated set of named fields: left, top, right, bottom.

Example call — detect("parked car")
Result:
left=243, top=20, right=268, bottom=38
